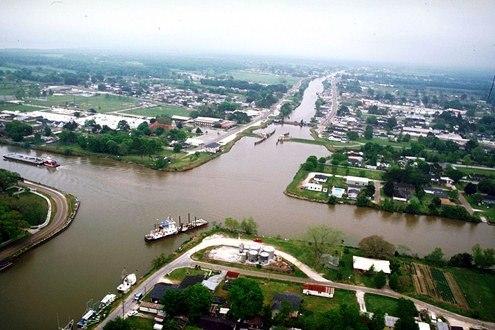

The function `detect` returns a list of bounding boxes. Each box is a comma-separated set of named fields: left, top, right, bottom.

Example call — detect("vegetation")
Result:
left=124, top=104, right=191, bottom=117
left=358, top=235, right=395, bottom=260
left=228, top=278, right=264, bottom=319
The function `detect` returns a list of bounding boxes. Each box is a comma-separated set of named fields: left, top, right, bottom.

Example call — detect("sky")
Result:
left=0, top=0, right=494, bottom=69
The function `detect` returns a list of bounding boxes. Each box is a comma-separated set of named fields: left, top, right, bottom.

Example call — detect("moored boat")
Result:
left=117, top=273, right=136, bottom=293
left=144, top=217, right=178, bottom=241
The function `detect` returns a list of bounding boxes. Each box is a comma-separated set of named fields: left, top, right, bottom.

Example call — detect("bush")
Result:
left=374, top=271, right=387, bottom=288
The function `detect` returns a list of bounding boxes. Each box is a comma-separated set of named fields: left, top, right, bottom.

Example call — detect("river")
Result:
left=0, top=78, right=494, bottom=329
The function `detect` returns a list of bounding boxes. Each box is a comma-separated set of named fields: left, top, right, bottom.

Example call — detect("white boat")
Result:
left=179, top=218, right=208, bottom=232
left=117, top=273, right=137, bottom=293
left=99, top=293, right=116, bottom=310
left=144, top=217, right=179, bottom=241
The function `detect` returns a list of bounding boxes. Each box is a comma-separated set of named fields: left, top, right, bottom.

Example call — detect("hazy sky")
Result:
left=1, top=0, right=494, bottom=69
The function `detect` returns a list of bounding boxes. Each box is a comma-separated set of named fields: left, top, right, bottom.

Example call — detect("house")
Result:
left=330, top=186, right=345, bottom=198
left=393, top=183, right=415, bottom=202
left=347, top=187, right=360, bottom=200
left=303, top=283, right=335, bottom=298
left=352, top=256, right=391, bottom=274
left=346, top=176, right=369, bottom=186
left=271, top=292, right=302, bottom=317
left=321, top=254, right=340, bottom=268
left=304, top=182, right=323, bottom=192
left=440, top=176, right=455, bottom=187
left=205, top=142, right=221, bottom=153
left=149, top=121, right=174, bottom=131
left=385, top=315, right=399, bottom=329
left=313, top=174, right=328, bottom=183
left=348, top=156, right=364, bottom=166
left=482, top=195, right=495, bottom=205
left=179, top=275, right=205, bottom=289
left=195, top=116, right=222, bottom=127
left=436, top=322, right=449, bottom=330
left=219, top=120, right=237, bottom=129
left=424, top=187, right=449, bottom=198
left=150, top=283, right=179, bottom=303
left=185, top=137, right=204, bottom=147
left=202, top=272, right=226, bottom=291
left=417, top=322, right=430, bottom=330
left=198, top=316, right=235, bottom=330
left=171, top=115, right=191, bottom=123
left=139, top=301, right=165, bottom=315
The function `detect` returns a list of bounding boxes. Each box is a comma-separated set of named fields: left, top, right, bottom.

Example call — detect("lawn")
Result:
left=451, top=268, right=495, bottom=321
left=126, top=316, right=154, bottom=329
left=166, top=267, right=209, bottom=281
left=455, top=165, right=495, bottom=178
left=124, top=105, right=192, bottom=117
left=26, top=94, right=139, bottom=113
left=229, top=69, right=297, bottom=86
left=364, top=294, right=399, bottom=314
left=254, top=278, right=357, bottom=312
left=323, top=165, right=384, bottom=181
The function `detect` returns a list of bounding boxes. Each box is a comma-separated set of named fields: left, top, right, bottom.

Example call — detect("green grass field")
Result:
left=166, top=267, right=209, bottom=281
left=364, top=294, right=399, bottom=314
left=229, top=69, right=298, bottom=85
left=451, top=268, right=495, bottom=321
left=124, top=105, right=192, bottom=117
left=126, top=317, right=154, bottom=329
left=0, top=101, right=46, bottom=112
left=26, top=94, right=138, bottom=113
left=455, top=165, right=495, bottom=178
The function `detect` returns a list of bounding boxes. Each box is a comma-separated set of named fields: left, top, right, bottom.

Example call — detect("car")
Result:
left=126, top=310, right=138, bottom=317
left=133, top=292, right=144, bottom=301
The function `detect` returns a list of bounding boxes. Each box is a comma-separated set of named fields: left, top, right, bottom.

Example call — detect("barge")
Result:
left=3, top=153, right=60, bottom=167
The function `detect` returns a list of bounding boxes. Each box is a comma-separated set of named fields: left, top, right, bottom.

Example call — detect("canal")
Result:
left=0, top=78, right=494, bottom=329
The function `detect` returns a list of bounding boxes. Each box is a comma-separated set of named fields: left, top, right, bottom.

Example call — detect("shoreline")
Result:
left=0, top=180, right=80, bottom=269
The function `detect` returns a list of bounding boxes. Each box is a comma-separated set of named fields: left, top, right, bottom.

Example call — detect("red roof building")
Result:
left=303, top=283, right=335, bottom=298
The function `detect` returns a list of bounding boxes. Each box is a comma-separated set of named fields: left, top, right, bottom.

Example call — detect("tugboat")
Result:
left=144, top=217, right=179, bottom=241
left=43, top=157, right=60, bottom=168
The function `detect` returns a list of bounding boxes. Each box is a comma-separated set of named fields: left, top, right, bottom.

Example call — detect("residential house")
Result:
left=195, top=117, right=222, bottom=127
left=271, top=292, right=302, bottom=317
left=346, top=176, right=369, bottom=186
left=313, top=174, right=328, bottom=183
left=205, top=142, right=221, bottom=153
left=178, top=275, right=205, bottom=289
left=304, top=182, right=323, bottom=192
left=150, top=283, right=178, bottom=303
left=393, top=183, right=414, bottom=202
left=347, top=187, right=360, bottom=200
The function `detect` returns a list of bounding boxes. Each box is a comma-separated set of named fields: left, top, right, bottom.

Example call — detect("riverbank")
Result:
left=98, top=226, right=495, bottom=328
left=285, top=165, right=480, bottom=223
left=0, top=180, right=79, bottom=267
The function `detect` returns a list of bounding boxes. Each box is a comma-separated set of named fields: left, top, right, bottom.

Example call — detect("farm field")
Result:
left=26, top=94, right=139, bottom=113
left=123, top=105, right=192, bottom=117
left=229, top=69, right=298, bottom=85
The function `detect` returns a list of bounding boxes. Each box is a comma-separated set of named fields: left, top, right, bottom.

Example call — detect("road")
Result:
left=97, top=235, right=495, bottom=330
left=0, top=180, right=72, bottom=263
left=318, top=72, right=340, bottom=132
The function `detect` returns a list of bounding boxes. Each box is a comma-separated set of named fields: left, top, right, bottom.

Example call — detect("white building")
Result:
left=352, top=256, right=391, bottom=274
left=346, top=176, right=370, bottom=186
left=304, top=182, right=323, bottom=192
left=194, top=116, right=222, bottom=127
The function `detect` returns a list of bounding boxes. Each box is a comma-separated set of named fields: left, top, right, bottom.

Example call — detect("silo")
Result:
left=247, top=249, right=259, bottom=263
left=239, top=243, right=244, bottom=253
left=259, top=251, right=269, bottom=264
left=240, top=251, right=247, bottom=263
left=263, top=246, right=275, bottom=259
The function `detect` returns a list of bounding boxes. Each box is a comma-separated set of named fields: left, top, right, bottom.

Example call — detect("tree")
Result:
left=103, top=317, right=131, bottom=330
left=5, top=121, right=33, bottom=141
left=347, top=131, right=359, bottom=141
left=364, top=125, right=373, bottom=140
left=303, top=225, right=344, bottom=265
left=328, top=195, right=337, bottom=205
left=364, top=182, right=376, bottom=197
left=396, top=298, right=417, bottom=319
left=448, top=253, right=473, bottom=268
left=228, top=278, right=264, bottom=319
left=185, top=284, right=212, bottom=321
left=359, top=235, right=395, bottom=259
left=369, top=310, right=385, bottom=330
left=173, top=144, right=182, bottom=153
left=386, top=117, right=397, bottom=130
left=383, top=181, right=394, bottom=197
left=356, top=192, right=369, bottom=207
left=195, top=127, right=202, bottom=134
left=0, top=169, right=21, bottom=191
left=463, top=183, right=477, bottom=195
left=395, top=316, right=419, bottom=330
left=117, top=120, right=130, bottom=131
left=424, top=247, right=444, bottom=266
left=224, top=217, right=241, bottom=233
left=136, top=121, right=151, bottom=136
left=43, top=126, right=52, bottom=137
left=478, top=178, right=495, bottom=195
left=374, top=271, right=387, bottom=288
left=240, top=217, right=258, bottom=235
left=472, top=244, right=495, bottom=269
left=161, top=288, right=187, bottom=316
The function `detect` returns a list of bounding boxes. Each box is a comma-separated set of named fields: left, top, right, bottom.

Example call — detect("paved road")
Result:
left=0, top=180, right=71, bottom=263
left=98, top=235, right=495, bottom=329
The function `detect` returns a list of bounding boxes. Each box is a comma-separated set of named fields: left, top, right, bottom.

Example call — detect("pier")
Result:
left=254, top=129, right=276, bottom=145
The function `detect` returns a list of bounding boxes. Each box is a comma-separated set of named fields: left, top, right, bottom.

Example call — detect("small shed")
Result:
left=352, top=256, right=391, bottom=274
